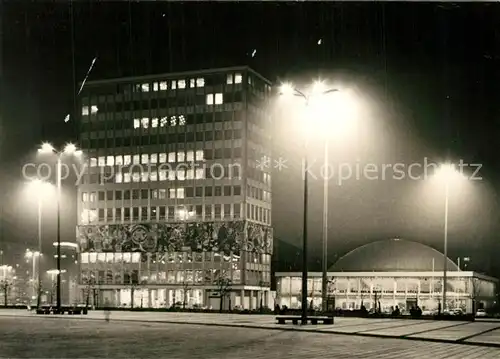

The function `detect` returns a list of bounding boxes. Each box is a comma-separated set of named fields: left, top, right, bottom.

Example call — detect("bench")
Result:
left=276, top=316, right=334, bottom=325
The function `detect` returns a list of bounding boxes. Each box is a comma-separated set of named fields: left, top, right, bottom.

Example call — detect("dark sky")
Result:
left=2, top=2, right=500, bottom=273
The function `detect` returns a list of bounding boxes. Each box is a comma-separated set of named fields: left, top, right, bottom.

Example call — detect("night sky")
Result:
left=2, top=3, right=500, bottom=273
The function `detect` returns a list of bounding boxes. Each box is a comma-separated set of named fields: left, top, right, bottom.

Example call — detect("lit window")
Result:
left=141, top=117, right=149, bottom=128
left=90, top=105, right=98, bottom=114
left=186, top=169, right=194, bottom=180
left=115, top=155, right=123, bottom=165
left=195, top=150, right=204, bottom=161
left=234, top=73, right=242, bottom=84
left=81, top=253, right=89, bottom=263
left=206, top=94, right=214, bottom=105
left=214, top=93, right=223, bottom=105
left=132, top=173, right=140, bottom=182
left=171, top=80, right=177, bottom=90
left=168, top=152, right=176, bottom=163
left=82, top=106, right=89, bottom=116
left=123, top=173, right=131, bottom=183
left=195, top=168, right=204, bottom=179
left=227, top=74, right=233, bottom=85
left=134, top=119, right=140, bottom=129
left=82, top=192, right=88, bottom=202
left=106, top=156, right=114, bottom=166
left=141, top=154, right=149, bottom=164
left=141, top=172, right=149, bottom=182
left=141, top=83, right=150, bottom=92
left=133, top=155, right=140, bottom=164
left=98, top=157, right=106, bottom=167
left=170, top=116, right=177, bottom=126
left=123, top=155, right=131, bottom=165
left=150, top=171, right=157, bottom=181
left=159, top=81, right=168, bottom=90
left=169, top=189, right=176, bottom=198
left=177, top=152, right=185, bottom=162
left=178, top=80, right=186, bottom=89
left=150, top=153, right=158, bottom=164
left=196, top=78, right=205, bottom=87
left=116, top=172, right=123, bottom=183
left=177, top=170, right=186, bottom=181
left=177, top=188, right=185, bottom=199
left=189, top=79, right=195, bottom=88
left=186, top=151, right=194, bottom=162
left=151, top=118, right=158, bottom=128
left=90, top=157, right=97, bottom=167
left=159, top=170, right=167, bottom=181
left=160, top=117, right=168, bottom=127
left=159, top=153, right=167, bottom=163
left=158, top=189, right=166, bottom=199
left=153, top=82, right=159, bottom=91
left=168, top=171, right=175, bottom=181
left=178, top=115, right=186, bottom=125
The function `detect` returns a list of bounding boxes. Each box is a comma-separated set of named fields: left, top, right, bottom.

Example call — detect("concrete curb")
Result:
left=2, top=312, right=500, bottom=349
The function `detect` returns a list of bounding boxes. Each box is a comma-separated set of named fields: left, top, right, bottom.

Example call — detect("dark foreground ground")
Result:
left=1, top=316, right=500, bottom=358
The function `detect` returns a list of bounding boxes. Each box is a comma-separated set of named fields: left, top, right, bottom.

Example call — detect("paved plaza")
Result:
left=1, top=310, right=500, bottom=358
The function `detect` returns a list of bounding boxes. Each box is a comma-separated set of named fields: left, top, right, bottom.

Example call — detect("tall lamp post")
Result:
left=279, top=82, right=339, bottom=323
left=433, top=163, right=466, bottom=313
left=38, top=142, right=82, bottom=310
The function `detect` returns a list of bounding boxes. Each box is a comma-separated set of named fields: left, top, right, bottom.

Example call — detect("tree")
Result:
left=214, top=270, right=232, bottom=313
left=0, top=279, right=10, bottom=306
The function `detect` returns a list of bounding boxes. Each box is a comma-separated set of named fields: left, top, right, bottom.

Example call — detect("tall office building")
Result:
left=76, top=67, right=274, bottom=309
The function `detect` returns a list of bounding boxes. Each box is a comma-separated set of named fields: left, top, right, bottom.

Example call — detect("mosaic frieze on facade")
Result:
left=77, top=221, right=272, bottom=255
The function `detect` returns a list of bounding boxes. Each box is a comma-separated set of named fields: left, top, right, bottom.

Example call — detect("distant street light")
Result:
left=433, top=163, right=467, bottom=313
left=38, top=142, right=82, bottom=310
left=25, top=249, right=41, bottom=306
left=279, top=81, right=345, bottom=323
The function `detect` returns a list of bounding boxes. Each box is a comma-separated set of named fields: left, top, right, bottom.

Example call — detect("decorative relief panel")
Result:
left=77, top=221, right=273, bottom=255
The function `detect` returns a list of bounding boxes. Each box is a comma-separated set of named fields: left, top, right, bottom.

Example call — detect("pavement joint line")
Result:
left=401, top=321, right=472, bottom=338
left=355, top=320, right=431, bottom=334
left=457, top=325, right=500, bottom=342
left=8, top=313, right=500, bottom=350
left=322, top=319, right=397, bottom=329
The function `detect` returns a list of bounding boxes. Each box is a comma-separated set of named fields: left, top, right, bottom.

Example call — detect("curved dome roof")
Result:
left=329, top=238, right=458, bottom=272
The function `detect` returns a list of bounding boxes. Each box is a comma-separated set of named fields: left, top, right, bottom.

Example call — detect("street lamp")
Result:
left=26, top=179, right=53, bottom=308
left=279, top=81, right=340, bottom=323
left=38, top=142, right=82, bottom=310
left=433, top=163, right=466, bottom=313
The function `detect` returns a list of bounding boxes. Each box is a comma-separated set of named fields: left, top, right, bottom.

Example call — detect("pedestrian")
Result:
left=104, top=308, right=111, bottom=322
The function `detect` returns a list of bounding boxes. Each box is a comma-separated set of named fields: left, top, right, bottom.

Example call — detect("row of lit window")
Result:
left=81, top=203, right=244, bottom=224
left=82, top=269, right=244, bottom=285
left=135, top=73, right=243, bottom=93
left=80, top=252, right=256, bottom=264
left=82, top=185, right=242, bottom=202
left=247, top=185, right=271, bottom=202
left=112, top=167, right=238, bottom=184
left=90, top=150, right=205, bottom=167
left=133, top=115, right=186, bottom=129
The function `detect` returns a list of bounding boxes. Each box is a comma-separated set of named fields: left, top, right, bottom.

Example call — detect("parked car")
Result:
left=475, top=309, right=487, bottom=317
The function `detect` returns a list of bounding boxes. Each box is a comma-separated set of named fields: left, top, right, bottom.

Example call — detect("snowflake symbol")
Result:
left=256, top=156, right=271, bottom=170
left=274, top=157, right=288, bottom=171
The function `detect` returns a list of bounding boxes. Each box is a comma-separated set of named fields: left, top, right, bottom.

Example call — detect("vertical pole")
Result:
left=321, top=140, right=329, bottom=312
left=37, top=195, right=42, bottom=308
left=301, top=153, right=309, bottom=324
left=56, top=157, right=62, bottom=310
left=32, top=257, right=35, bottom=300
left=442, top=181, right=449, bottom=313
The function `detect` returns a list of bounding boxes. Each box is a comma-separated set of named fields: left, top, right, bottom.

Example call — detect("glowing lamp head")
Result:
left=279, top=82, right=295, bottom=97
left=64, top=143, right=77, bottom=154
left=38, top=142, right=54, bottom=154
left=311, top=80, right=327, bottom=94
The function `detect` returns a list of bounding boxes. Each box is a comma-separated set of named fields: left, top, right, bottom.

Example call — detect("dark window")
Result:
left=224, top=186, right=231, bottom=196
left=98, top=191, right=105, bottom=201
left=106, top=190, right=113, bottom=201
left=205, top=186, right=213, bottom=197
left=132, top=189, right=140, bottom=199
left=195, top=187, right=203, bottom=197
left=115, top=190, right=122, bottom=200
left=214, top=186, right=222, bottom=196
left=124, top=190, right=130, bottom=200
left=186, top=187, right=194, bottom=197
left=233, top=186, right=241, bottom=196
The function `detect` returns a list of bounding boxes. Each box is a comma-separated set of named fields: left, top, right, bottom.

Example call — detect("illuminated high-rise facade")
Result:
left=76, top=67, right=273, bottom=309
